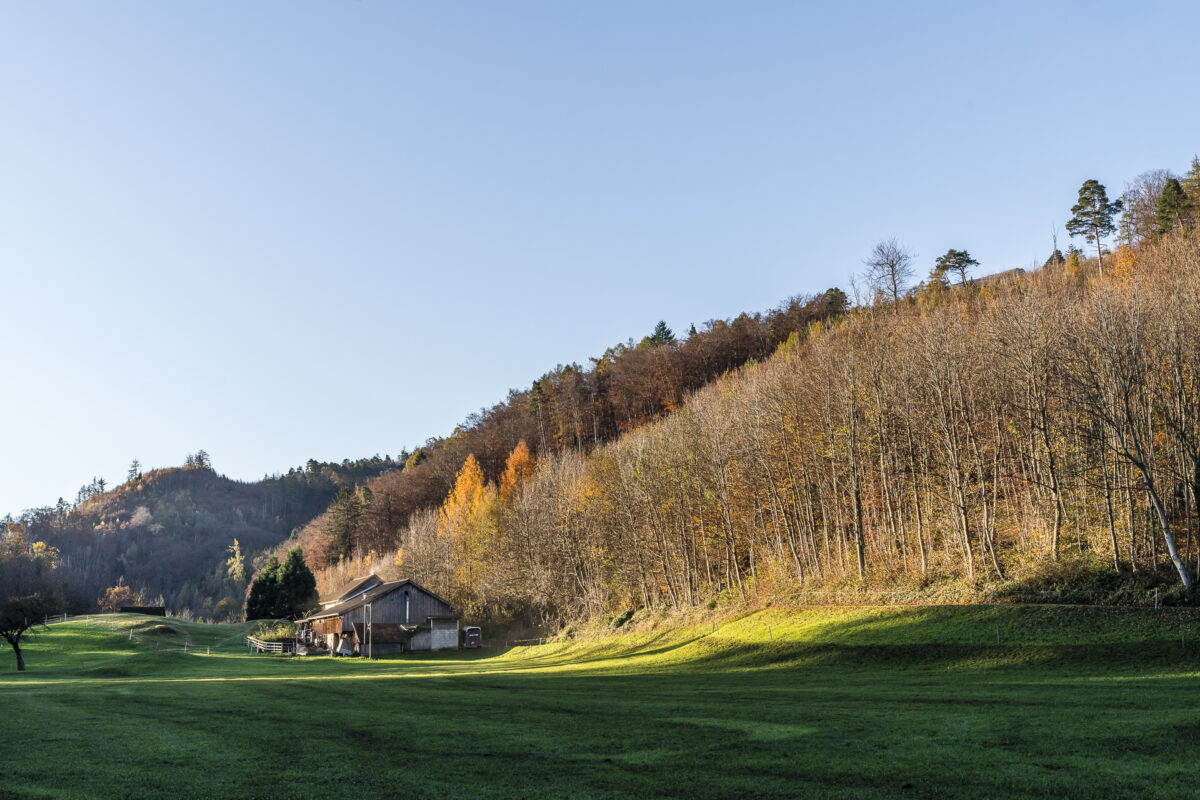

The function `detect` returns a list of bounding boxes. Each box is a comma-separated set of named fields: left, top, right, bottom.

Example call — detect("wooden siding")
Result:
left=313, top=618, right=340, bottom=636
left=336, top=584, right=454, bottom=631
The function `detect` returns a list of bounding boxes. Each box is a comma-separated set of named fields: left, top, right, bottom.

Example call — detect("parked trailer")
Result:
left=461, top=626, right=482, bottom=649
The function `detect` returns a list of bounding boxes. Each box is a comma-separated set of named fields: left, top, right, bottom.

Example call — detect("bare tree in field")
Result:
left=863, top=238, right=915, bottom=308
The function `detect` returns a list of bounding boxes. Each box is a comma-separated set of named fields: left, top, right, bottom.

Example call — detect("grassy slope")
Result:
left=3, top=607, right=1200, bottom=799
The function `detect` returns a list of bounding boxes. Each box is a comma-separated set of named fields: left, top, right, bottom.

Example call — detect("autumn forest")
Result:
left=8, top=160, right=1200, bottom=632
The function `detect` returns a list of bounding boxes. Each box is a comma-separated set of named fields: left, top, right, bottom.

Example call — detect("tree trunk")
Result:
left=3, top=633, right=25, bottom=672
left=1147, top=481, right=1192, bottom=590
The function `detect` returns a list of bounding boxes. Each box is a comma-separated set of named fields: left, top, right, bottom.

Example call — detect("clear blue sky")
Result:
left=2, top=1, right=1198, bottom=516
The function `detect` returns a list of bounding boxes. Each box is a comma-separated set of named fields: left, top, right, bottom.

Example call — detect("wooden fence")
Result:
left=245, top=636, right=296, bottom=654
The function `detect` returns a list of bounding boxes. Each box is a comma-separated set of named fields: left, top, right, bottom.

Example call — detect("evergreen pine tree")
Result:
left=933, top=249, right=979, bottom=286
left=1155, top=178, right=1192, bottom=237
left=648, top=321, right=675, bottom=346
left=1066, top=179, right=1123, bottom=273
left=323, top=486, right=361, bottom=562
left=245, top=555, right=280, bottom=620
left=1181, top=156, right=1200, bottom=207
left=274, top=548, right=317, bottom=618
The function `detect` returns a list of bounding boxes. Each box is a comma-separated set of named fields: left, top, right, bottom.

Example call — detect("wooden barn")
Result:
left=297, top=574, right=460, bottom=656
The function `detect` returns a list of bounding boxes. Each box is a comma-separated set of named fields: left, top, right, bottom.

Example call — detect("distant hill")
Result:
left=19, top=456, right=396, bottom=618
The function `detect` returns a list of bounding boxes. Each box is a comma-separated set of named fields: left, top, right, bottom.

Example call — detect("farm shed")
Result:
left=297, top=575, right=459, bottom=655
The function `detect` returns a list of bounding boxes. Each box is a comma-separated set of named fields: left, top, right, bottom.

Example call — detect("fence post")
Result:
left=995, top=626, right=1000, bottom=646
left=184, top=641, right=188, bottom=654
left=129, top=628, right=133, bottom=641
left=769, top=626, right=772, bottom=642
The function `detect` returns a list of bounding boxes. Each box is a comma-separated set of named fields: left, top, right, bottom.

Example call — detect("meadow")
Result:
left=3, top=605, right=1200, bottom=799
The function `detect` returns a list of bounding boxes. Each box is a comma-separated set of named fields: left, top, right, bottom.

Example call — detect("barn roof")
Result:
left=324, top=573, right=383, bottom=606
left=299, top=579, right=454, bottom=622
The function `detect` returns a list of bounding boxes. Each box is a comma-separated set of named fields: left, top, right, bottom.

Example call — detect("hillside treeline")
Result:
left=318, top=232, right=1200, bottom=626
left=293, top=291, right=847, bottom=567
left=17, top=456, right=393, bottom=617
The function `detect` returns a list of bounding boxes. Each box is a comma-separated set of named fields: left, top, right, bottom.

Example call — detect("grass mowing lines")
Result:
left=5, top=607, right=1200, bottom=799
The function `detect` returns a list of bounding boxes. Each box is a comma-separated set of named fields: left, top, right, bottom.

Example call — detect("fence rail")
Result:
left=246, top=636, right=296, bottom=654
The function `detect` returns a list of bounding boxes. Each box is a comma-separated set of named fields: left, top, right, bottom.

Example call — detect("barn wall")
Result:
left=431, top=619, right=459, bottom=651
left=339, top=584, right=454, bottom=628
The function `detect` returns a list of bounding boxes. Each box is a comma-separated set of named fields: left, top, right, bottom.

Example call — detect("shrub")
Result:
left=611, top=609, right=635, bottom=630
left=253, top=620, right=299, bottom=641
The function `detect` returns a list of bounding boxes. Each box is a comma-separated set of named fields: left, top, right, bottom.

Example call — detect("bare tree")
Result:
left=863, top=238, right=915, bottom=308
left=1119, top=169, right=1173, bottom=247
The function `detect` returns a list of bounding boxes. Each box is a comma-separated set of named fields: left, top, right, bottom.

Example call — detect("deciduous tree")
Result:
left=0, top=531, right=65, bottom=671
left=863, top=238, right=914, bottom=307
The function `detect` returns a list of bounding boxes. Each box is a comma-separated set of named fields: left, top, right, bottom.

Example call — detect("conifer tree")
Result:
left=1066, top=179, right=1123, bottom=273
left=245, top=555, right=280, bottom=620
left=499, top=440, right=537, bottom=503
left=274, top=548, right=317, bottom=618
left=1182, top=156, right=1200, bottom=206
left=934, top=249, right=979, bottom=286
left=1155, top=178, right=1192, bottom=237
left=648, top=321, right=675, bottom=346
left=244, top=549, right=316, bottom=620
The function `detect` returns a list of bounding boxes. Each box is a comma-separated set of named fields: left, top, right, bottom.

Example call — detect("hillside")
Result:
left=284, top=292, right=846, bottom=581
left=5, top=606, right=1200, bottom=798
left=17, top=456, right=395, bottom=618
left=296, top=227, right=1200, bottom=631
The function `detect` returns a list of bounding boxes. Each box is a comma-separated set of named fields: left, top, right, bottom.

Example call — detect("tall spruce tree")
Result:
left=1155, top=178, right=1192, bottom=237
left=244, top=549, right=317, bottom=620
left=648, top=321, right=675, bottom=346
left=274, top=548, right=317, bottom=618
left=1182, top=156, right=1200, bottom=206
left=245, top=555, right=280, bottom=620
left=1066, top=179, right=1123, bottom=273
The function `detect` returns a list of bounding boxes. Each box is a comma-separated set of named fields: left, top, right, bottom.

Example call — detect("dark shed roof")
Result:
left=324, top=573, right=383, bottom=605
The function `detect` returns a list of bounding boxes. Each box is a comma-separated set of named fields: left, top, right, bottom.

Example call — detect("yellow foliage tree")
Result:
left=499, top=440, right=537, bottom=503
left=98, top=583, right=139, bottom=612
left=438, top=454, right=499, bottom=615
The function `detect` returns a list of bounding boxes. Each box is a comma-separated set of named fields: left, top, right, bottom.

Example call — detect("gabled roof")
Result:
left=322, top=574, right=383, bottom=607
left=299, top=578, right=455, bottom=622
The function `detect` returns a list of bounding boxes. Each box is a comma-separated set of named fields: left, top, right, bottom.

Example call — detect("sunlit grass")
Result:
left=3, top=607, right=1200, bottom=798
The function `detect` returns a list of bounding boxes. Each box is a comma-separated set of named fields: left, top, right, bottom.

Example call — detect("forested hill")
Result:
left=292, top=162, right=1200, bottom=631
left=283, top=290, right=847, bottom=573
left=16, top=455, right=394, bottom=618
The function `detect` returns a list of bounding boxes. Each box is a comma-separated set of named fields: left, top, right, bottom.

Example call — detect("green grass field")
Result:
left=3, top=605, right=1200, bottom=799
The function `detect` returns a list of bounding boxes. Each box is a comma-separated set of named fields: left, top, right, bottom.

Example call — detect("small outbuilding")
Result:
left=119, top=606, right=167, bottom=616
left=297, top=574, right=460, bottom=656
